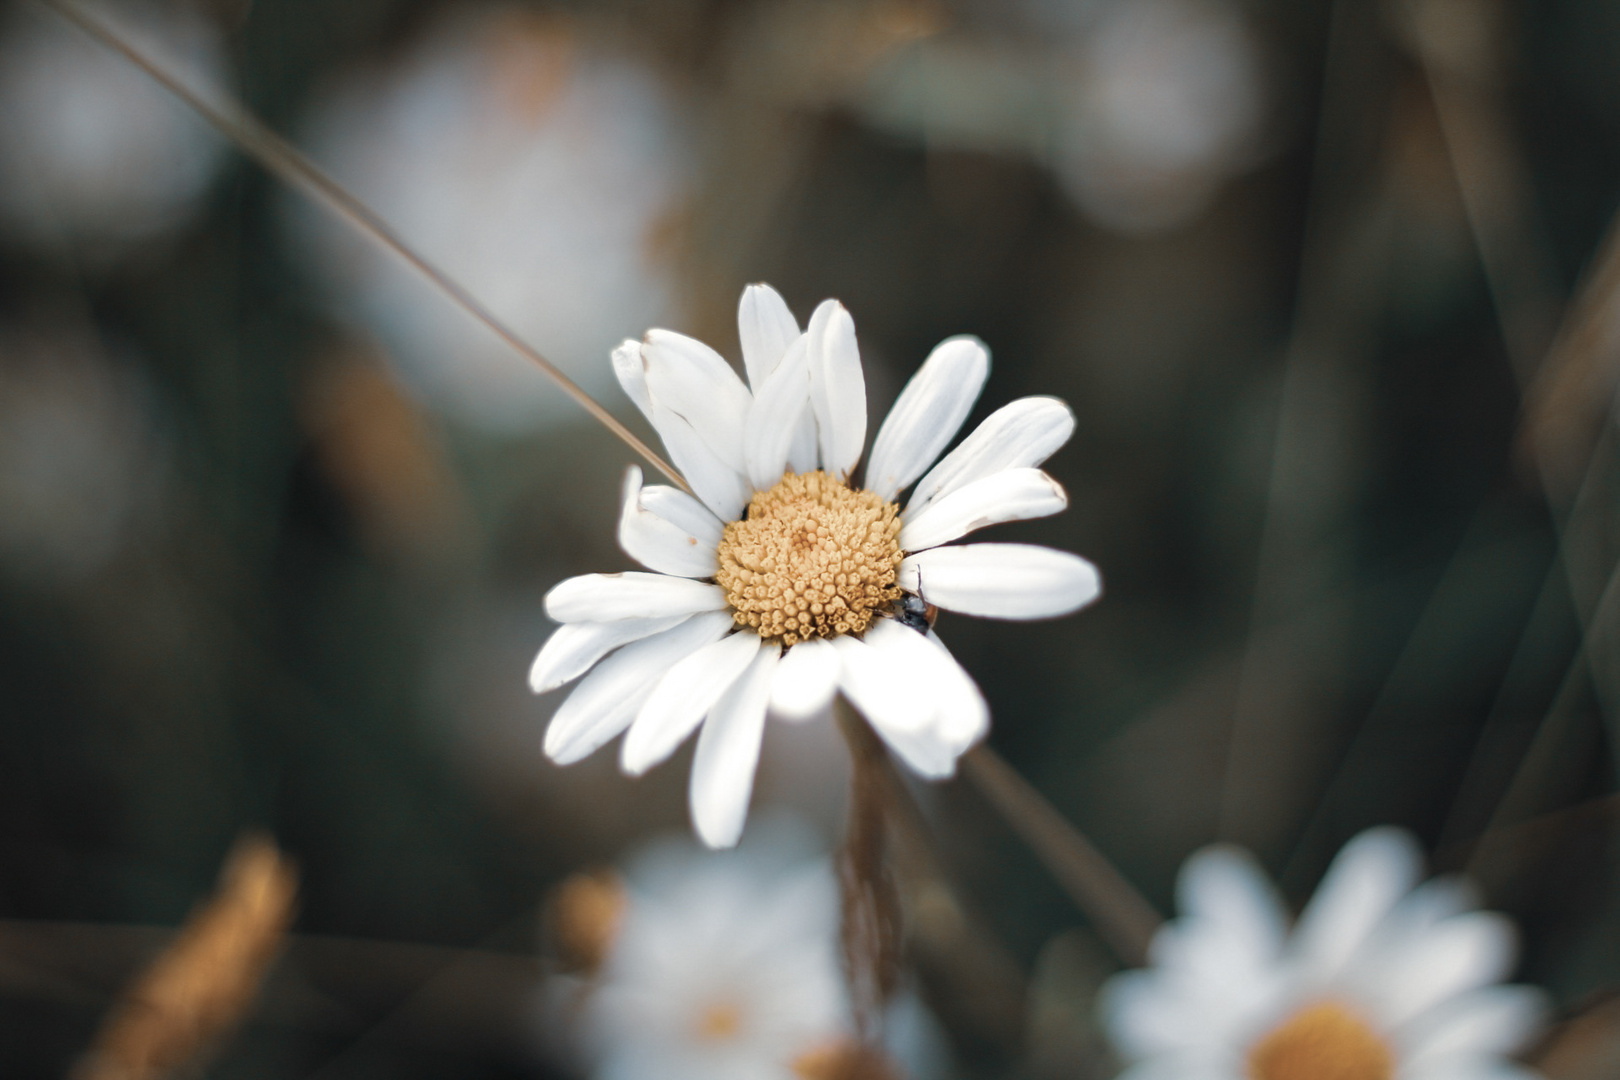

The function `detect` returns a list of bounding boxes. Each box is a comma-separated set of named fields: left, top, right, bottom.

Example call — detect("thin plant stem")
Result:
left=834, top=701, right=903, bottom=1048
left=31, top=0, right=689, bottom=493
left=960, top=745, right=1160, bottom=967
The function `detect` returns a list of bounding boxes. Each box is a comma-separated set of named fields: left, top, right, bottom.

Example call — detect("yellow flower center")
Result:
left=694, top=1000, right=744, bottom=1042
left=1248, top=1001, right=1394, bottom=1080
left=715, top=471, right=903, bottom=646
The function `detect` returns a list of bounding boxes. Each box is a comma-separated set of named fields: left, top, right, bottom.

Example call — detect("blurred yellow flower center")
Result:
left=1248, top=1001, right=1394, bottom=1080
left=548, top=870, right=625, bottom=973
left=715, top=471, right=903, bottom=646
left=694, top=1000, right=743, bottom=1042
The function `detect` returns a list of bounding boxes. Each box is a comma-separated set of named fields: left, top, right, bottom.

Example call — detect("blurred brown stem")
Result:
left=961, top=746, right=1160, bottom=968
left=835, top=701, right=904, bottom=1047
left=74, top=835, right=297, bottom=1080
left=30, top=0, right=690, bottom=493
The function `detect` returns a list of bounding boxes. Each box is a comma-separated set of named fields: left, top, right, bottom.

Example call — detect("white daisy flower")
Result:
left=530, top=283, right=1102, bottom=848
left=1100, top=827, right=1549, bottom=1080
left=583, top=836, right=846, bottom=1080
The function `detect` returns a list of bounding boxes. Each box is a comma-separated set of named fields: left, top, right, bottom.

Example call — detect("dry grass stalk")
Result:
left=73, top=835, right=297, bottom=1080
left=961, top=746, right=1161, bottom=967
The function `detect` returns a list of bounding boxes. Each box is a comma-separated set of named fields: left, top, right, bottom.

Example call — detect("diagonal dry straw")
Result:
left=30, top=0, right=688, bottom=492
left=38, top=0, right=1166, bottom=969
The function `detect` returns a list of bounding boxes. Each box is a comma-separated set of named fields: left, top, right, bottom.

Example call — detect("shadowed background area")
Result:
left=4, top=0, right=1620, bottom=1075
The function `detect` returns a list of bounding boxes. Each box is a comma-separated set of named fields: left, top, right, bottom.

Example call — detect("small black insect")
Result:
left=894, top=574, right=938, bottom=635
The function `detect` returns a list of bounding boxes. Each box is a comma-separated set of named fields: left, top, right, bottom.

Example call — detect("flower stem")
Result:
left=834, top=700, right=903, bottom=1047
left=960, top=745, right=1161, bottom=967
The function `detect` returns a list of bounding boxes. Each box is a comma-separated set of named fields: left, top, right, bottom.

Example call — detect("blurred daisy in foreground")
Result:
left=581, top=833, right=847, bottom=1080
left=530, top=283, right=1101, bottom=847
left=1101, top=827, right=1547, bottom=1080
left=291, top=8, right=692, bottom=432
left=0, top=0, right=228, bottom=255
left=558, top=826, right=941, bottom=1080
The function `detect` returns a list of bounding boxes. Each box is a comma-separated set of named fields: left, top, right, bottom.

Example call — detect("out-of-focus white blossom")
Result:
left=582, top=830, right=849, bottom=1080
left=0, top=1, right=229, bottom=254
left=1053, top=0, right=1266, bottom=233
left=562, top=824, right=950, bottom=1080
left=0, top=326, right=167, bottom=585
left=1101, top=828, right=1548, bottom=1080
left=855, top=0, right=1266, bottom=234
left=290, top=9, right=693, bottom=432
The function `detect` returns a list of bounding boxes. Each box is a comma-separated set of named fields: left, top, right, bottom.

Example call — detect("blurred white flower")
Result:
left=0, top=1, right=229, bottom=253
left=569, top=825, right=949, bottom=1080
left=583, top=831, right=849, bottom=1080
left=0, top=326, right=167, bottom=585
left=1054, top=0, right=1266, bottom=232
left=530, top=283, right=1102, bottom=848
left=290, top=8, right=693, bottom=432
left=1100, top=827, right=1548, bottom=1080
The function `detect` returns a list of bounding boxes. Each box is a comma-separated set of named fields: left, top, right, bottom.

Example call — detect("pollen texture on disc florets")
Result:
left=715, top=471, right=903, bottom=647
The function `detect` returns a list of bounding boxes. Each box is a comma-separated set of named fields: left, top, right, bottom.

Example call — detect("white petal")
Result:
left=545, top=571, right=726, bottom=623
left=906, top=396, right=1076, bottom=516
left=923, top=630, right=990, bottom=749
left=649, top=403, right=752, bottom=521
left=689, top=642, right=780, bottom=848
left=611, top=338, right=655, bottom=423
left=1175, top=846, right=1288, bottom=964
left=528, top=614, right=692, bottom=693
left=1115, top=1057, right=1239, bottom=1080
left=617, top=465, right=721, bottom=578
left=832, top=624, right=933, bottom=738
left=743, top=335, right=813, bottom=491
left=787, top=405, right=819, bottom=475
left=1099, top=971, right=1200, bottom=1060
left=640, top=485, right=725, bottom=550
left=868, top=717, right=960, bottom=779
left=899, top=468, right=1068, bottom=551
left=1292, top=827, right=1424, bottom=979
left=806, top=299, right=866, bottom=479
left=618, top=339, right=751, bottom=517
left=1408, top=1058, right=1541, bottom=1080
left=1402, top=986, right=1547, bottom=1067
left=833, top=622, right=977, bottom=778
left=738, top=283, right=800, bottom=391
left=621, top=631, right=762, bottom=775
left=543, top=613, right=733, bottom=764
left=641, top=330, right=753, bottom=472
left=867, top=335, right=990, bottom=502
left=899, top=544, right=1102, bottom=620
left=1376, top=912, right=1518, bottom=1025
left=769, top=637, right=841, bottom=721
